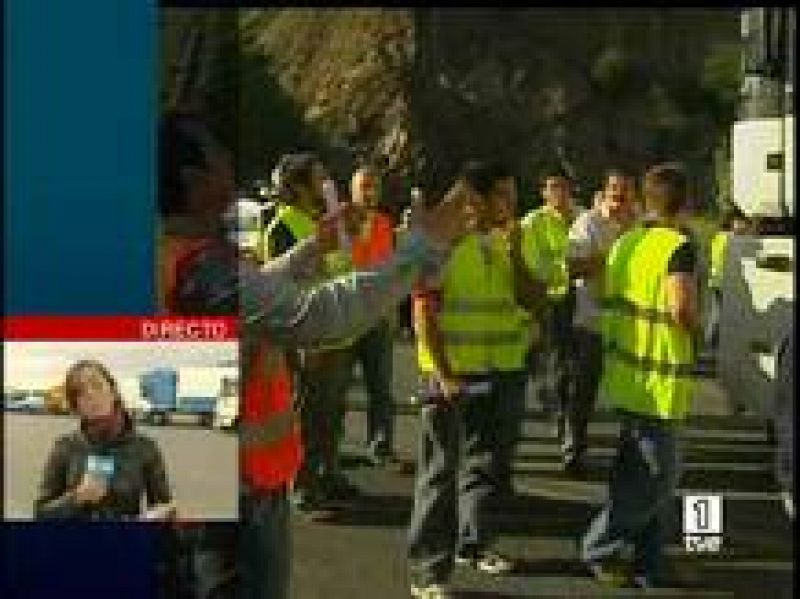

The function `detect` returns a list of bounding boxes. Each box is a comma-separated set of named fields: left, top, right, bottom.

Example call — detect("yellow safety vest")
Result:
left=264, top=204, right=354, bottom=351
left=262, top=204, right=351, bottom=277
left=708, top=230, right=730, bottom=290
left=417, top=232, right=531, bottom=374
left=521, top=205, right=574, bottom=299
left=599, top=226, right=695, bottom=420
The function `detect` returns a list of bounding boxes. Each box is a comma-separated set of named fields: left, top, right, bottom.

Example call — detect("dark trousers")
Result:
left=562, top=328, right=604, bottom=463
left=704, top=288, right=722, bottom=352
left=173, top=486, right=291, bottom=599
left=407, top=373, right=524, bottom=585
left=239, top=486, right=291, bottom=599
left=294, top=348, right=353, bottom=494
left=352, top=319, right=395, bottom=457
left=490, top=371, right=529, bottom=495
left=581, top=413, right=680, bottom=582
left=533, top=293, right=575, bottom=419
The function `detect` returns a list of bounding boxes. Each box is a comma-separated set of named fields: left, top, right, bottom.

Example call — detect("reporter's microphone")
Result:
left=86, top=454, right=116, bottom=484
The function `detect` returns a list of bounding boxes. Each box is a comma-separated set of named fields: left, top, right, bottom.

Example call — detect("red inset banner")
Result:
left=3, top=316, right=238, bottom=341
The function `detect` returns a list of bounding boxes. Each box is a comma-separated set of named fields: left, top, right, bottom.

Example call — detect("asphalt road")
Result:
left=3, top=413, right=238, bottom=520
left=3, top=341, right=793, bottom=597
left=289, top=341, right=794, bottom=598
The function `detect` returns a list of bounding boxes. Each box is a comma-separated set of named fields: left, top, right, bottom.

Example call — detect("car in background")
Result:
left=4, top=392, right=46, bottom=413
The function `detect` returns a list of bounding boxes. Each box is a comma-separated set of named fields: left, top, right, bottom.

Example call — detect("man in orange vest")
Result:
left=349, top=166, right=398, bottom=465
left=158, top=110, right=475, bottom=599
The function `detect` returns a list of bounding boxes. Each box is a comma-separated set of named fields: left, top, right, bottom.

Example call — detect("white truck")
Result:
left=139, top=365, right=239, bottom=429
left=718, top=8, right=794, bottom=426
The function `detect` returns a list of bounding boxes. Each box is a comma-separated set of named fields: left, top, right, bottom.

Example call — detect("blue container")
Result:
left=139, top=369, right=178, bottom=412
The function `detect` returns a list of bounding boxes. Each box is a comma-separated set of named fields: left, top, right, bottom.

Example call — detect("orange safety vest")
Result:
left=162, top=234, right=302, bottom=491
left=351, top=212, right=394, bottom=268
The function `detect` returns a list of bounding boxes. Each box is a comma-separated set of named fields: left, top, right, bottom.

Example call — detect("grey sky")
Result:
left=4, top=342, right=238, bottom=391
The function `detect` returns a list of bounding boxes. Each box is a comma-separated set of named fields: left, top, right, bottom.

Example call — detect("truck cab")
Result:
left=718, top=8, right=794, bottom=419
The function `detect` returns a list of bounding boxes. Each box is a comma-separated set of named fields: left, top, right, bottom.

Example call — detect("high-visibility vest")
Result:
left=261, top=204, right=315, bottom=262
left=417, top=232, right=531, bottom=374
left=599, top=226, right=695, bottom=420
left=708, top=230, right=730, bottom=290
left=351, top=211, right=394, bottom=268
left=521, top=205, right=574, bottom=299
left=265, top=204, right=354, bottom=351
left=263, top=204, right=351, bottom=278
left=161, top=234, right=302, bottom=491
left=239, top=341, right=302, bottom=491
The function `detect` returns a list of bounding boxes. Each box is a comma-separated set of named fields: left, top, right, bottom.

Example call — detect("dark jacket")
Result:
left=35, top=412, right=171, bottom=520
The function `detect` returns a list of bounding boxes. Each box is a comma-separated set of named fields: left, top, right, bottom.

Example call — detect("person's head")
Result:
left=642, top=162, right=689, bottom=220
left=540, top=169, right=573, bottom=215
left=458, top=161, right=516, bottom=231
left=64, top=360, right=123, bottom=421
left=350, top=166, right=382, bottom=210
left=159, top=111, right=236, bottom=222
left=274, top=152, right=329, bottom=217
left=600, top=168, right=636, bottom=222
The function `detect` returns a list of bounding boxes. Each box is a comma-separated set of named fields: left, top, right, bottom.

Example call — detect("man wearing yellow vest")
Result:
left=263, top=152, right=359, bottom=517
left=408, top=162, right=546, bottom=599
left=521, top=170, right=582, bottom=462
left=581, top=163, right=699, bottom=590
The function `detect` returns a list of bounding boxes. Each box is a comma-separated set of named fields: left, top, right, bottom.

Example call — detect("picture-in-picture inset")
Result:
left=4, top=317, right=239, bottom=521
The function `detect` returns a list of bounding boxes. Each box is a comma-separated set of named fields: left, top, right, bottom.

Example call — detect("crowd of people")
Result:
left=148, top=107, right=746, bottom=598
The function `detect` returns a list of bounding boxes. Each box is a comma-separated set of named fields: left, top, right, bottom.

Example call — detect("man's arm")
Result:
left=666, top=272, right=699, bottom=331
left=240, top=230, right=448, bottom=348
left=413, top=286, right=455, bottom=377
left=509, top=223, right=548, bottom=314
left=665, top=241, right=699, bottom=331
left=567, top=214, right=603, bottom=279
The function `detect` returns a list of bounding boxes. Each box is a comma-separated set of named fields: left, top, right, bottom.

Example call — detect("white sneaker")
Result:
left=410, top=583, right=453, bottom=599
left=456, top=550, right=514, bottom=575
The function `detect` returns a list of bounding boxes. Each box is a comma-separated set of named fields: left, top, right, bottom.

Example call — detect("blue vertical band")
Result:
left=4, top=0, right=156, bottom=315
left=3, top=1, right=160, bottom=597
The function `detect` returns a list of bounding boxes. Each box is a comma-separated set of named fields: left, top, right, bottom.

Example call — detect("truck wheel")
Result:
left=200, top=413, right=214, bottom=428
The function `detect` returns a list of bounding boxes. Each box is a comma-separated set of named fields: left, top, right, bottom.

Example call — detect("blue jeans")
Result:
left=581, top=412, right=680, bottom=582
left=407, top=372, right=524, bottom=585
left=532, top=293, right=575, bottom=418
left=352, top=319, right=395, bottom=457
left=190, top=486, right=291, bottom=599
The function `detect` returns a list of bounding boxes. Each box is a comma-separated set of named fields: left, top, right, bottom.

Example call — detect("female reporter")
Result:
left=34, top=360, right=175, bottom=521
